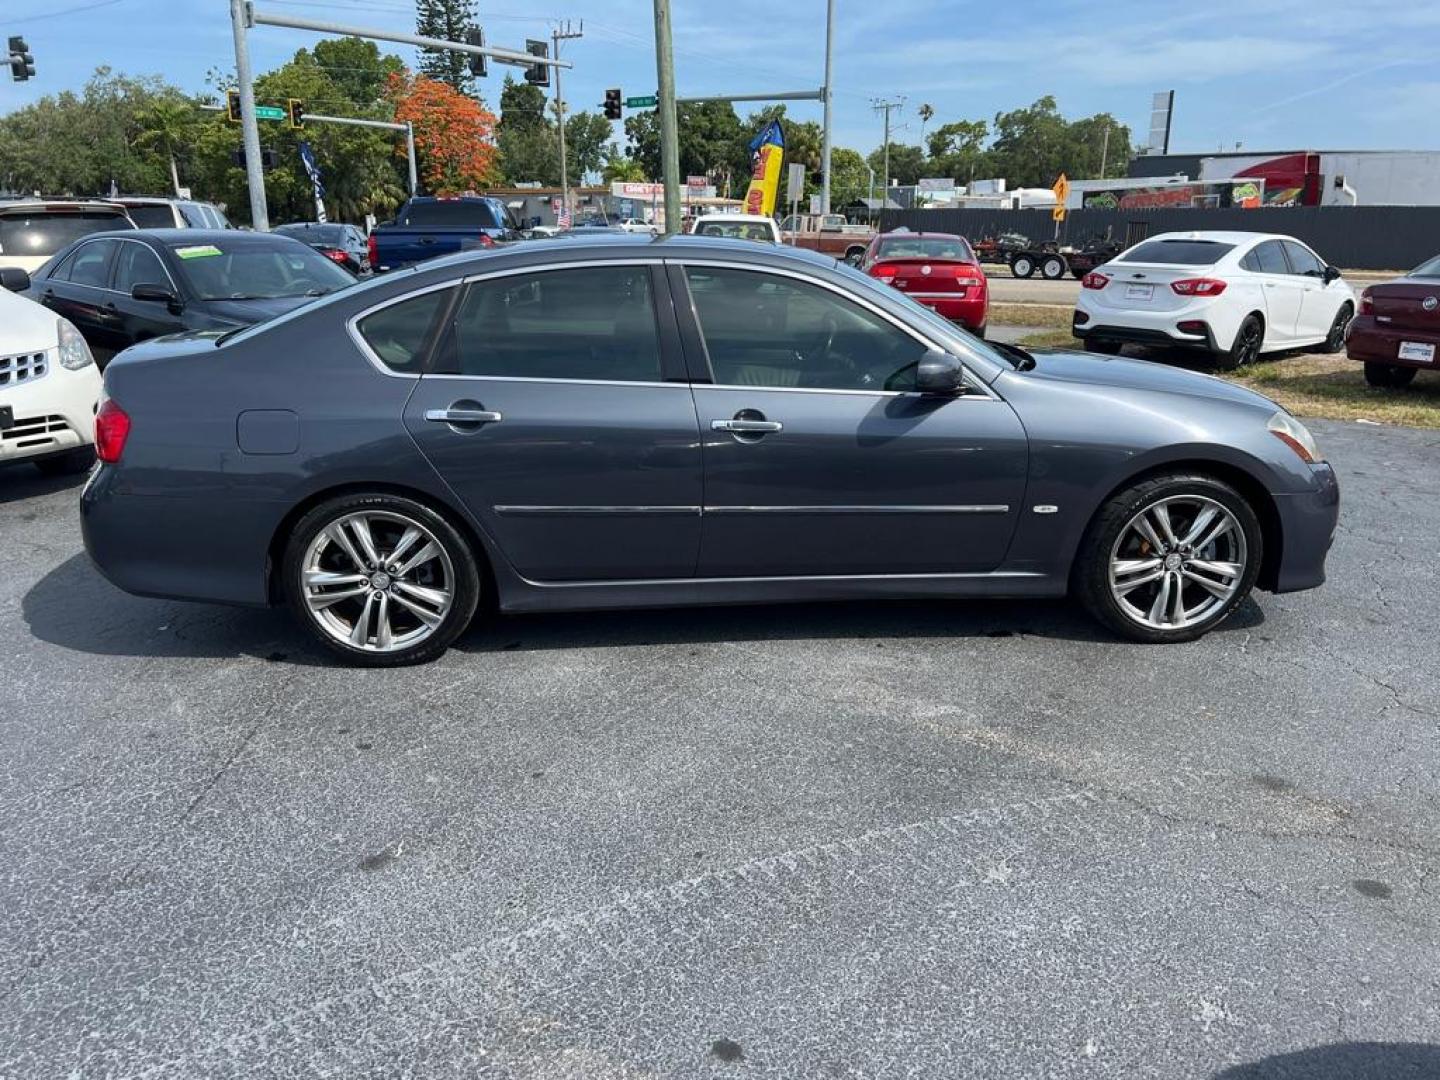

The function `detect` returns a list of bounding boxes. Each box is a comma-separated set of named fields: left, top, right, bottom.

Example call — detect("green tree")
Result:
left=564, top=111, right=613, bottom=182
left=828, top=147, right=870, bottom=207
left=626, top=101, right=746, bottom=194
left=986, top=96, right=1071, bottom=188
left=602, top=144, right=646, bottom=183
left=1067, top=114, right=1131, bottom=180
left=866, top=142, right=925, bottom=187
left=312, top=37, right=405, bottom=106
left=414, top=0, right=476, bottom=94
left=134, top=93, right=197, bottom=196
left=496, top=76, right=556, bottom=183
left=925, top=119, right=989, bottom=183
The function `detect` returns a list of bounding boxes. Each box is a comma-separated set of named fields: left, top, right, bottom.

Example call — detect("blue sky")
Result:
left=2, top=0, right=1438, bottom=159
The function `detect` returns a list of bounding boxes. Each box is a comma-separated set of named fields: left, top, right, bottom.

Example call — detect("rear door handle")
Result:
left=712, top=419, right=782, bottom=433
left=425, top=408, right=503, bottom=424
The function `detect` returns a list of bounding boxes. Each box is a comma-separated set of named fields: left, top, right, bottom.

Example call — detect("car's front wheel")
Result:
left=1075, top=473, right=1262, bottom=644
left=283, top=493, right=481, bottom=666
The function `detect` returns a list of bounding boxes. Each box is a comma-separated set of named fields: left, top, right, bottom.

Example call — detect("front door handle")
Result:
left=425, top=407, right=503, bottom=424
left=712, top=419, right=782, bottom=433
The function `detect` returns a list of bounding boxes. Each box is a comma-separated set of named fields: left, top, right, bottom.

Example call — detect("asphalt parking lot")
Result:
left=2, top=419, right=1439, bottom=1079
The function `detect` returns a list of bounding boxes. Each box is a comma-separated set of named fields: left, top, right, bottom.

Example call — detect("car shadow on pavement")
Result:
left=23, top=550, right=1265, bottom=663
left=0, top=467, right=88, bottom=505
left=1213, top=1041, right=1440, bottom=1079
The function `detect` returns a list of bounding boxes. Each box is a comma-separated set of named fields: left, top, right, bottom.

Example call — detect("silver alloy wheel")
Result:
left=1108, top=494, right=1247, bottom=631
left=301, top=510, right=455, bottom=653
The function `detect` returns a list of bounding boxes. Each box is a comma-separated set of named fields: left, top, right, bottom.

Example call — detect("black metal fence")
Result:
left=875, top=206, right=1440, bottom=271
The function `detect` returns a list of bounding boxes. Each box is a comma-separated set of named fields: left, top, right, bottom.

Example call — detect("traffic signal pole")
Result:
left=229, top=0, right=269, bottom=230
left=652, top=0, right=681, bottom=234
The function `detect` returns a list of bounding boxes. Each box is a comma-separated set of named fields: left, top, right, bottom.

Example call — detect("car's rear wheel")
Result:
left=1216, top=314, right=1263, bottom=371
left=1364, top=361, right=1416, bottom=388
left=1084, top=337, right=1122, bottom=355
left=1075, top=473, right=1262, bottom=644
left=1011, top=255, right=1035, bottom=279
left=1041, top=255, right=1067, bottom=280
left=283, top=493, right=480, bottom=666
left=34, top=447, right=95, bottom=476
left=1319, top=302, right=1353, bottom=353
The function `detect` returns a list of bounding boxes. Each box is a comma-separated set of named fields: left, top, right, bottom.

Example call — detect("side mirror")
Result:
left=1323, top=265, right=1341, bottom=284
left=0, top=267, right=31, bottom=293
left=131, top=282, right=180, bottom=307
left=916, top=349, right=965, bottom=395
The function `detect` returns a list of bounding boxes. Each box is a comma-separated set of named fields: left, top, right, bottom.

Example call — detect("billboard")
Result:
left=1078, top=180, right=1263, bottom=210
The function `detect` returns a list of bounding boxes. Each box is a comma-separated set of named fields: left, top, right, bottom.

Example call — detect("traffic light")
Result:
left=603, top=88, right=622, bottom=121
left=523, top=39, right=549, bottom=86
left=8, top=36, right=35, bottom=82
left=465, top=27, right=487, bottom=78
left=287, top=98, right=305, bottom=129
left=226, top=89, right=242, bottom=123
left=230, top=147, right=279, bottom=171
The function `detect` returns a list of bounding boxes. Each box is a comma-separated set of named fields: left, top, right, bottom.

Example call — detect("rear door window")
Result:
left=1251, top=241, right=1290, bottom=275
left=60, top=239, right=118, bottom=288
left=446, top=266, right=661, bottom=382
left=356, top=288, right=453, bottom=373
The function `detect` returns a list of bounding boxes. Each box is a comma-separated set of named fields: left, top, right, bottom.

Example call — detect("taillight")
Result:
left=1081, top=272, right=1110, bottom=290
left=478, top=233, right=496, bottom=248
left=1171, top=277, right=1228, bottom=296
left=322, top=248, right=348, bottom=264
left=367, top=233, right=378, bottom=268
left=872, top=262, right=897, bottom=282
left=1359, top=288, right=1373, bottom=315
left=95, top=398, right=130, bottom=464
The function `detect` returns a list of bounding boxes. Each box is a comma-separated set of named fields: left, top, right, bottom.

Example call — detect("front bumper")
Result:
left=0, top=350, right=101, bottom=466
left=1266, top=462, right=1340, bottom=594
left=1346, top=316, right=1440, bottom=369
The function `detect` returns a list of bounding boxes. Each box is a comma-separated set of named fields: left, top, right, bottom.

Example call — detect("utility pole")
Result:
left=872, top=97, right=904, bottom=203
left=653, top=0, right=680, bottom=233
left=819, top=0, right=834, bottom=215
left=1098, top=120, right=1111, bottom=180
left=229, top=0, right=269, bottom=230
left=552, top=21, right=583, bottom=221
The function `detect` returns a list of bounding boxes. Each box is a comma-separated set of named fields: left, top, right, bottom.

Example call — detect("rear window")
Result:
left=0, top=210, right=133, bottom=259
left=1410, top=255, right=1440, bottom=279
left=276, top=224, right=347, bottom=245
left=1117, top=239, right=1234, bottom=266
left=124, top=205, right=178, bottom=228
left=397, top=200, right=504, bottom=229
left=696, top=220, right=775, bottom=241
left=876, top=235, right=975, bottom=261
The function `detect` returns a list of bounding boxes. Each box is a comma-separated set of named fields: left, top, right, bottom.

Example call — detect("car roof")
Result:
left=693, top=214, right=774, bottom=223
left=877, top=231, right=965, bottom=241
left=0, top=199, right=129, bottom=214
left=414, top=231, right=841, bottom=275
left=1138, top=231, right=1299, bottom=246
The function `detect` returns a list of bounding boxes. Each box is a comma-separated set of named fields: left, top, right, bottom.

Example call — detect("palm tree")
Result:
left=135, top=97, right=195, bottom=196
left=918, top=103, right=935, bottom=149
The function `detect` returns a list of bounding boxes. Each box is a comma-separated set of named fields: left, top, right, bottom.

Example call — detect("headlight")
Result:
left=1267, top=410, right=1322, bottom=463
left=56, top=318, right=94, bottom=371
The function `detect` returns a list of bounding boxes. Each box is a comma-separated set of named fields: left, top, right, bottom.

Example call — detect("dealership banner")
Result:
left=744, top=120, right=785, bottom=217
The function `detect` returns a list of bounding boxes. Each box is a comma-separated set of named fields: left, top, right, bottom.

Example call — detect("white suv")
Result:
left=1073, top=231, right=1356, bottom=369
left=0, top=272, right=101, bottom=476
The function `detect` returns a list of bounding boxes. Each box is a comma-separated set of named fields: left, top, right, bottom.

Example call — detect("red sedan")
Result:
left=1347, top=254, right=1440, bottom=387
left=861, top=231, right=989, bottom=336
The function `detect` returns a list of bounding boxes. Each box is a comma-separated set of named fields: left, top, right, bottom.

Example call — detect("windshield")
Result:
left=1410, top=255, right=1440, bottom=278
left=875, top=235, right=975, bottom=261
left=0, top=210, right=133, bottom=259
left=1118, top=239, right=1235, bottom=265
left=170, top=240, right=355, bottom=300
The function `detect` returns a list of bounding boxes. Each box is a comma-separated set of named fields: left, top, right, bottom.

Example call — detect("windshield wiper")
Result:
left=988, top=340, right=1036, bottom=371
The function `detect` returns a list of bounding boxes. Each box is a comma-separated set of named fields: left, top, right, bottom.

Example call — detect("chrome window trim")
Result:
left=110, top=236, right=182, bottom=296
left=704, top=504, right=1010, bottom=515
left=672, top=257, right=999, bottom=401
left=345, top=280, right=463, bottom=379
left=495, top=505, right=700, bottom=517
left=52, top=237, right=118, bottom=290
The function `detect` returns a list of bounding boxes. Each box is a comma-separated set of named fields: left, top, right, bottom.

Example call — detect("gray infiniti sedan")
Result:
left=80, top=235, right=1339, bottom=666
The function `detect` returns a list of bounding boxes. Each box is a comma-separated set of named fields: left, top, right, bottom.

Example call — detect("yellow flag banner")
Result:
left=743, top=120, right=785, bottom=217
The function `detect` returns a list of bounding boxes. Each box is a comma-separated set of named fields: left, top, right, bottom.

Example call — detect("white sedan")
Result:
left=1073, top=231, right=1356, bottom=369
left=0, top=272, right=102, bottom=476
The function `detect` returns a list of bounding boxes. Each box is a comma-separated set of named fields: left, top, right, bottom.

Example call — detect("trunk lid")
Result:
left=1368, top=278, right=1440, bottom=331
left=872, top=258, right=984, bottom=297
left=1086, top=262, right=1216, bottom=314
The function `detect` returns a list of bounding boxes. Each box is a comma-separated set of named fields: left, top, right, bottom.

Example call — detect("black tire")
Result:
left=34, top=447, right=95, bottom=476
left=1083, top=337, right=1122, bottom=355
left=283, top=492, right=481, bottom=667
left=1070, top=269, right=1085, bottom=279
left=1074, top=473, right=1263, bottom=644
left=1011, top=255, right=1035, bottom=279
left=1319, top=303, right=1353, bottom=353
left=1216, top=314, right=1264, bottom=371
left=1040, top=255, right=1067, bottom=280
left=844, top=247, right=866, bottom=266
left=1364, top=362, right=1416, bottom=388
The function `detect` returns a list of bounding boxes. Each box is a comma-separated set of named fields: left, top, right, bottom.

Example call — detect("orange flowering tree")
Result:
left=387, top=71, right=499, bottom=194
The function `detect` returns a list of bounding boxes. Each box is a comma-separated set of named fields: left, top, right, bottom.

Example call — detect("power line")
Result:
left=871, top=96, right=904, bottom=196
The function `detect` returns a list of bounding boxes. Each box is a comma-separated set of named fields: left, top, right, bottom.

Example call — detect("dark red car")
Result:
left=860, top=231, right=989, bottom=336
left=1347, top=254, right=1440, bottom=386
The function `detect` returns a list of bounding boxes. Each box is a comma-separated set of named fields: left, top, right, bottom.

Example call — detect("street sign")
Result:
left=625, top=95, right=657, bottom=109
left=254, top=105, right=287, bottom=122
left=786, top=162, right=806, bottom=204
left=1052, top=206, right=1067, bottom=222
left=1051, top=172, right=1070, bottom=205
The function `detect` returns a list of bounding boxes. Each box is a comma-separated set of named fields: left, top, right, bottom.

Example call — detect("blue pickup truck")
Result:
left=367, top=195, right=521, bottom=272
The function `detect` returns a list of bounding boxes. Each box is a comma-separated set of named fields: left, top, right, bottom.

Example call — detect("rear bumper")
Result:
left=1072, top=315, right=1218, bottom=352
left=1267, top=463, right=1340, bottom=594
left=1346, top=316, right=1440, bottom=369
left=903, top=293, right=988, bottom=330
